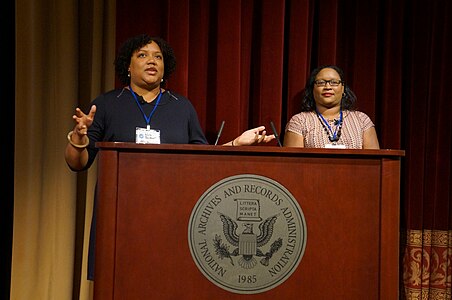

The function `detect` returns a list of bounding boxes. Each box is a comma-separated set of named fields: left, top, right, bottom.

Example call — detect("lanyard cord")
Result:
left=316, top=108, right=343, bottom=142
left=129, top=86, right=162, bottom=129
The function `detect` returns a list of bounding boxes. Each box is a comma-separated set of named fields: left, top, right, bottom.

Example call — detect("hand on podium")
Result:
left=226, top=126, right=275, bottom=146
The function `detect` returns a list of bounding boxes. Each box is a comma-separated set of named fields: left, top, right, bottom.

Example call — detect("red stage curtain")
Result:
left=116, top=0, right=452, bottom=298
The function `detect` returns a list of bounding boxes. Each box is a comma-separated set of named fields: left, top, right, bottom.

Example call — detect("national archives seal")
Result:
left=188, top=174, right=307, bottom=294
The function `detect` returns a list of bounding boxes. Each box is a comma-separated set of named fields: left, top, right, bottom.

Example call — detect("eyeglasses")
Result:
left=314, top=79, right=343, bottom=87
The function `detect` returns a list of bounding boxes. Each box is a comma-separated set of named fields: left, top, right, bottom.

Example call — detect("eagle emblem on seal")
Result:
left=213, top=213, right=283, bottom=269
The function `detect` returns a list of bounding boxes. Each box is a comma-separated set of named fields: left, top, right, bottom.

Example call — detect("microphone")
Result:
left=270, top=121, right=282, bottom=147
left=214, top=120, right=225, bottom=145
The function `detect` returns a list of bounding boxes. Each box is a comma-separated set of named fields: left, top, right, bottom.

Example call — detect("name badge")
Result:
left=136, top=127, right=161, bottom=144
left=325, top=143, right=346, bottom=149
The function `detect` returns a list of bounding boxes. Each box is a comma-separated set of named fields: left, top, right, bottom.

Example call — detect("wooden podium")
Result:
left=94, top=143, right=404, bottom=299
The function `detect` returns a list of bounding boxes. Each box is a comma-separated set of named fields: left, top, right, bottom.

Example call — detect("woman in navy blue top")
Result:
left=65, top=34, right=274, bottom=171
left=64, top=34, right=274, bottom=280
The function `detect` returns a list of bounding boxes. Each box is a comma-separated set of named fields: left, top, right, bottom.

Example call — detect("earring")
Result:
left=128, top=73, right=131, bottom=77
left=161, top=78, right=163, bottom=82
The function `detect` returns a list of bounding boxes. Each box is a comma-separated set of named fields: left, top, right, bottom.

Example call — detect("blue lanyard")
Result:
left=129, top=86, right=162, bottom=129
left=316, top=108, right=343, bottom=141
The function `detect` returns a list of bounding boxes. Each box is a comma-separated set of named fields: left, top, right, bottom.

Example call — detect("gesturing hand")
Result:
left=234, top=126, right=275, bottom=146
left=72, top=105, right=97, bottom=136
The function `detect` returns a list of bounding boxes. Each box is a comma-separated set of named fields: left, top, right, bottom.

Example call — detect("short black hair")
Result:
left=301, top=65, right=357, bottom=111
left=114, top=34, right=177, bottom=86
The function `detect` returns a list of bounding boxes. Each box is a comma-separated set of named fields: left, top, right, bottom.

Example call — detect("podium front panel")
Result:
left=95, top=144, right=403, bottom=300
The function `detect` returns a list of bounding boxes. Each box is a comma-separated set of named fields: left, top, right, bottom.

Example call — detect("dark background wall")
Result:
left=1, top=0, right=15, bottom=299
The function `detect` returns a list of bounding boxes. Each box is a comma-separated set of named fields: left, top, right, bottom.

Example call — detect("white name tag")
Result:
left=136, top=127, right=161, bottom=144
left=325, top=143, right=346, bottom=149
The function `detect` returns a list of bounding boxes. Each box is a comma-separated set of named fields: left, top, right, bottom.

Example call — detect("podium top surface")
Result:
left=96, top=142, right=405, bottom=158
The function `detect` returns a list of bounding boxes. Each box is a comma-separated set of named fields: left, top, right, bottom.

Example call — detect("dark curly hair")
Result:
left=114, top=34, right=177, bottom=86
left=301, top=65, right=357, bottom=111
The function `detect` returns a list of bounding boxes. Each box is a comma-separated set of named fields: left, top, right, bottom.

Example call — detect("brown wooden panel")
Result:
left=95, top=143, right=404, bottom=300
left=379, top=158, right=402, bottom=299
left=95, top=149, right=119, bottom=299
